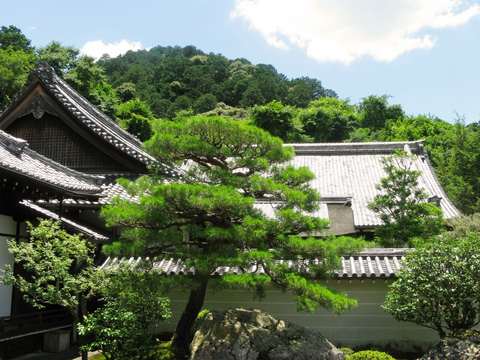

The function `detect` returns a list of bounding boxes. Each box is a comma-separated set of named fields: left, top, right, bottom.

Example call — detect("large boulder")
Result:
left=421, top=330, right=480, bottom=360
left=190, top=308, right=345, bottom=360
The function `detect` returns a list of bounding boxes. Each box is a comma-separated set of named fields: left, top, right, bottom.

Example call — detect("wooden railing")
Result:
left=0, top=309, right=73, bottom=341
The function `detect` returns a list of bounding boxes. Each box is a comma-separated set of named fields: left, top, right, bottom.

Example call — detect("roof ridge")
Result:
left=289, top=140, right=426, bottom=155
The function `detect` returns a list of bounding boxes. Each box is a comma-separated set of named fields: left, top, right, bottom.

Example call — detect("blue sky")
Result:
left=1, top=0, right=479, bottom=123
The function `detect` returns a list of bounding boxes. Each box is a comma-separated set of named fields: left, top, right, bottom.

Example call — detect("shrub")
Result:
left=78, top=270, right=171, bottom=359
left=383, top=231, right=480, bottom=338
left=347, top=350, right=395, bottom=360
left=339, top=347, right=355, bottom=356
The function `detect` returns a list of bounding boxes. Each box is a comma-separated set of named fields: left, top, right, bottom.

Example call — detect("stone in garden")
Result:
left=190, top=307, right=345, bottom=360
left=421, top=330, right=480, bottom=360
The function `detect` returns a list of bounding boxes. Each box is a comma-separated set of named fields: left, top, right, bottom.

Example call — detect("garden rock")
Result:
left=421, top=330, right=480, bottom=360
left=190, top=307, right=345, bottom=360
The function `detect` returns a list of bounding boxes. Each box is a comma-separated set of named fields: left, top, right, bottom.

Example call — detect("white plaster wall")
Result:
left=0, top=214, right=16, bottom=317
left=160, top=279, right=438, bottom=354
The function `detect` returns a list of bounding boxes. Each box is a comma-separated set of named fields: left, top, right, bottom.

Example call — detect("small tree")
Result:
left=78, top=268, right=171, bottom=360
left=383, top=231, right=480, bottom=338
left=368, top=151, right=444, bottom=247
left=1, top=219, right=103, bottom=360
left=2, top=219, right=101, bottom=325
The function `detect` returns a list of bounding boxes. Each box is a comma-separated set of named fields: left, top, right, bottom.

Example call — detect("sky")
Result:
left=1, top=0, right=479, bottom=123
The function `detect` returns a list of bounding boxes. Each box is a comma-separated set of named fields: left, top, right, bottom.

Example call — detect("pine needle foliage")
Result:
left=101, top=116, right=367, bottom=347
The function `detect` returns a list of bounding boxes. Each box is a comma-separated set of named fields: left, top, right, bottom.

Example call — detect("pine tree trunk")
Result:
left=171, top=274, right=209, bottom=350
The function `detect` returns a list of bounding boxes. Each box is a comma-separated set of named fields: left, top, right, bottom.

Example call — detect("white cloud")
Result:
left=232, top=0, right=480, bottom=64
left=80, top=39, right=143, bottom=60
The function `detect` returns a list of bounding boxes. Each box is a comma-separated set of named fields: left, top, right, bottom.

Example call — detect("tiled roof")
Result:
left=336, top=248, right=405, bottom=278
left=288, top=140, right=460, bottom=227
left=20, top=200, right=110, bottom=243
left=0, top=130, right=103, bottom=196
left=101, top=248, right=406, bottom=279
left=9, top=62, right=157, bottom=167
left=39, top=175, right=145, bottom=207
left=39, top=140, right=460, bottom=230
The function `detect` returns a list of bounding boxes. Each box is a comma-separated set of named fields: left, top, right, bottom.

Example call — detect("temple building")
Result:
left=0, top=62, right=461, bottom=357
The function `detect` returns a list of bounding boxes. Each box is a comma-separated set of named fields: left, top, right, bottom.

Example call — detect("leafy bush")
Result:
left=347, top=350, right=395, bottom=360
left=383, top=231, right=480, bottom=338
left=78, top=270, right=171, bottom=359
left=338, top=347, right=355, bottom=356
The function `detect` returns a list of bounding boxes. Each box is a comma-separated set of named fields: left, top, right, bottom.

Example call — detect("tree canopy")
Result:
left=0, top=25, right=33, bottom=52
left=99, top=46, right=336, bottom=118
left=101, top=116, right=367, bottom=348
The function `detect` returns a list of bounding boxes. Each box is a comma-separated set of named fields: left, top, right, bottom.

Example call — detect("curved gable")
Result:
left=0, top=62, right=156, bottom=175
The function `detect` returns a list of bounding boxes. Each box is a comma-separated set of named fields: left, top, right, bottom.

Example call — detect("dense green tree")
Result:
left=168, top=94, right=193, bottom=118
left=116, top=97, right=153, bottom=120
left=119, top=114, right=153, bottom=142
left=64, top=56, right=119, bottom=118
left=429, top=121, right=480, bottom=215
left=381, top=115, right=447, bottom=141
left=101, top=116, right=367, bottom=349
left=116, top=98, right=154, bottom=141
left=358, top=95, right=404, bottom=131
left=194, top=93, right=217, bottom=114
left=98, top=46, right=336, bottom=117
left=240, top=82, right=265, bottom=108
left=255, top=63, right=288, bottom=103
left=368, top=151, right=445, bottom=247
left=0, top=25, right=33, bottom=52
left=0, top=46, right=35, bottom=106
left=250, top=100, right=305, bottom=142
left=115, top=82, right=136, bottom=102
left=36, top=41, right=79, bottom=76
left=383, top=230, right=480, bottom=337
left=299, top=97, right=359, bottom=142
left=285, top=77, right=336, bottom=108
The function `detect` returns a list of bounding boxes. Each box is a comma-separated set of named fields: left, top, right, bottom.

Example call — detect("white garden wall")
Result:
left=160, top=279, right=438, bottom=354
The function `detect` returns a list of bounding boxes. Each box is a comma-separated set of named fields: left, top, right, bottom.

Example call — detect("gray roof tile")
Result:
left=288, top=140, right=460, bottom=227
left=0, top=130, right=103, bottom=195
left=101, top=248, right=406, bottom=279
left=21, top=200, right=110, bottom=243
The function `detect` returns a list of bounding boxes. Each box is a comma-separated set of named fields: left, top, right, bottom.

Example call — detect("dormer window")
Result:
left=428, top=195, right=442, bottom=207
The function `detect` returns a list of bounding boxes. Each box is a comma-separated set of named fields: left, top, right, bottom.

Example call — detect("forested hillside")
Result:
left=99, top=45, right=337, bottom=119
left=0, top=25, right=479, bottom=214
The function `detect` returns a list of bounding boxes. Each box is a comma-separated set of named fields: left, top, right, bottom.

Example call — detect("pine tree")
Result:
left=102, top=116, right=366, bottom=348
